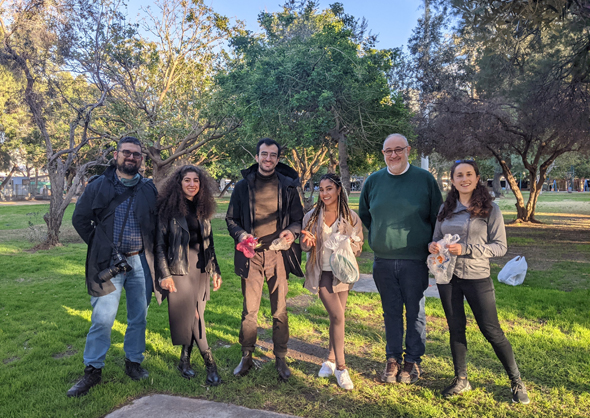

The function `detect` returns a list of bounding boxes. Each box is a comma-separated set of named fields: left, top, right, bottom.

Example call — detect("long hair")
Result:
left=157, top=165, right=217, bottom=224
left=438, top=160, right=493, bottom=221
left=305, top=173, right=352, bottom=266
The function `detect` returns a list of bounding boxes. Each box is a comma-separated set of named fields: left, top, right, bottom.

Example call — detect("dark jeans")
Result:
left=372, top=258, right=429, bottom=364
left=437, top=275, right=520, bottom=380
left=239, top=250, right=289, bottom=358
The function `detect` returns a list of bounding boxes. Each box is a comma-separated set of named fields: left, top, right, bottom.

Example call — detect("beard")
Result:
left=117, top=160, right=140, bottom=176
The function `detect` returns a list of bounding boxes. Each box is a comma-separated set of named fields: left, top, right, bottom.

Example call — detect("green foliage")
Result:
left=219, top=0, right=412, bottom=175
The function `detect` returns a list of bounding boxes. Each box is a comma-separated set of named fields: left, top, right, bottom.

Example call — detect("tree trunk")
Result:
left=327, top=145, right=338, bottom=174
left=0, top=165, right=18, bottom=193
left=337, top=133, right=351, bottom=194
left=492, top=168, right=503, bottom=198
left=152, top=161, right=174, bottom=191
left=218, top=179, right=232, bottom=198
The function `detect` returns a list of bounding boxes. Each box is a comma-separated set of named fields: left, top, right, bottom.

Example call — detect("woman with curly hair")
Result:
left=429, top=160, right=529, bottom=404
left=300, top=173, right=363, bottom=390
left=155, top=165, right=222, bottom=386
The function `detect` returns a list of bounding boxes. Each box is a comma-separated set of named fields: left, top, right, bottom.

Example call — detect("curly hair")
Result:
left=305, top=173, right=353, bottom=266
left=157, top=165, right=217, bottom=224
left=438, top=160, right=493, bottom=221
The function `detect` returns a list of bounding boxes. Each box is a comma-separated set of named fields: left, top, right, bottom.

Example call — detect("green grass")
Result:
left=1, top=195, right=590, bottom=418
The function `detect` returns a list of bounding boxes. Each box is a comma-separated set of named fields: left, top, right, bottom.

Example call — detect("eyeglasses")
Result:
left=383, top=147, right=408, bottom=156
left=120, top=150, right=142, bottom=159
left=259, top=151, right=279, bottom=160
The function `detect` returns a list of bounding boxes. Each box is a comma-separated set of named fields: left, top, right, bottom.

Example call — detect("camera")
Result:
left=98, top=252, right=133, bottom=282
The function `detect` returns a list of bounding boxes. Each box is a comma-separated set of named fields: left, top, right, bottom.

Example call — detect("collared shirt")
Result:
left=112, top=176, right=143, bottom=254
left=387, top=162, right=410, bottom=176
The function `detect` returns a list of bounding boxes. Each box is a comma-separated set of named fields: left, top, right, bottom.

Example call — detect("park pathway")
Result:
left=105, top=395, right=298, bottom=418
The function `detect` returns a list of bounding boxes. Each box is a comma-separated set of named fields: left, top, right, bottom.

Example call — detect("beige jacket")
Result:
left=301, top=208, right=363, bottom=294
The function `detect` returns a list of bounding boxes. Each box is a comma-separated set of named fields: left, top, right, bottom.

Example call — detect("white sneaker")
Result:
left=335, top=368, right=354, bottom=390
left=318, top=361, right=336, bottom=377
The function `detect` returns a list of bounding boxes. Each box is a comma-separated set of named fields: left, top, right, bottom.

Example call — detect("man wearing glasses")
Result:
left=68, top=136, right=160, bottom=397
left=359, top=133, right=442, bottom=385
left=226, top=138, right=303, bottom=381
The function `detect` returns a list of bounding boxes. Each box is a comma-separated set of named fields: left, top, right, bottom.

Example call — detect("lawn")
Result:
left=0, top=193, right=589, bottom=418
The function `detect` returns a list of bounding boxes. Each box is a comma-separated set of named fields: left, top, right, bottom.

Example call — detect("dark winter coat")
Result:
left=154, top=214, right=221, bottom=292
left=72, top=165, right=162, bottom=303
left=225, top=162, right=304, bottom=277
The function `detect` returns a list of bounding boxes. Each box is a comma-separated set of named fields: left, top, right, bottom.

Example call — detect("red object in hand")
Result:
left=236, top=236, right=258, bottom=258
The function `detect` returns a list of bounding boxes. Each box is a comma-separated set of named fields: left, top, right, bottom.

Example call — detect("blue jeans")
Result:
left=372, top=258, right=429, bottom=364
left=83, top=254, right=148, bottom=368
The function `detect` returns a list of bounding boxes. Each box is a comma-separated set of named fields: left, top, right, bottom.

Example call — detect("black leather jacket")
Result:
left=155, top=215, right=221, bottom=282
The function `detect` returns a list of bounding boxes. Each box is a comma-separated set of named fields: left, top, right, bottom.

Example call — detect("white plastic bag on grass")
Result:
left=427, top=234, right=461, bottom=284
left=325, top=232, right=360, bottom=284
left=498, top=256, right=527, bottom=286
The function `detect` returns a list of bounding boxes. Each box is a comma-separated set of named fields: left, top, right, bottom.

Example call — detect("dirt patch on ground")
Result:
left=286, top=294, right=315, bottom=314
left=257, top=337, right=327, bottom=366
left=52, top=346, right=78, bottom=359
left=498, top=222, right=590, bottom=271
left=3, top=356, right=19, bottom=364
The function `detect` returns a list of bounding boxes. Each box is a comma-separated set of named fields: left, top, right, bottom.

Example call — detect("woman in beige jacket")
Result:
left=301, top=173, right=363, bottom=390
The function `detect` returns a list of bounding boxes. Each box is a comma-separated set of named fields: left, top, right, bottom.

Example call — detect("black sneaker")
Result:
left=125, top=359, right=149, bottom=381
left=441, top=376, right=472, bottom=398
left=511, top=378, right=530, bottom=404
left=381, top=358, right=400, bottom=383
left=66, top=365, right=102, bottom=397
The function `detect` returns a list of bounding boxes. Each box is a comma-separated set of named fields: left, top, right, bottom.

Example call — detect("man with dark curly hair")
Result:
left=68, top=136, right=160, bottom=397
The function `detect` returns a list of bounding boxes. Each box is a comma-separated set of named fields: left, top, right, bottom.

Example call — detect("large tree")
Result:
left=404, top=1, right=590, bottom=223
left=102, top=0, right=242, bottom=187
left=219, top=0, right=412, bottom=194
left=0, top=0, right=123, bottom=246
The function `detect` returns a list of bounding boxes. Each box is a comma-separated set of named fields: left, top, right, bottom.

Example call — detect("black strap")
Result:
left=96, top=185, right=138, bottom=254
left=116, top=189, right=136, bottom=250
left=97, top=186, right=136, bottom=223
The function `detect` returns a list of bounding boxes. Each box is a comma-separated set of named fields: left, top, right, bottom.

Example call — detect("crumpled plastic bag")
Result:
left=269, top=236, right=291, bottom=251
left=236, top=236, right=258, bottom=258
left=427, top=234, right=461, bottom=284
left=325, top=232, right=360, bottom=284
left=498, top=256, right=527, bottom=286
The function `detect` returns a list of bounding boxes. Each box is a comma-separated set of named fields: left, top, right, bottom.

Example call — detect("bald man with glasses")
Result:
left=359, top=134, right=442, bottom=385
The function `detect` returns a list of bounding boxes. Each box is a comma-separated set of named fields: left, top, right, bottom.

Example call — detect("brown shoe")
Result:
left=381, top=358, right=401, bottom=383
left=398, top=361, right=421, bottom=384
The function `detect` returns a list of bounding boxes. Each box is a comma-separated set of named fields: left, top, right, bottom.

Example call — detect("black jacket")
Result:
left=226, top=162, right=303, bottom=277
left=72, top=166, right=162, bottom=303
left=154, top=214, right=221, bottom=284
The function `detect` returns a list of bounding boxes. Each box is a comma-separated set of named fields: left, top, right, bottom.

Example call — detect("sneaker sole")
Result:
left=443, top=383, right=472, bottom=398
left=512, top=397, right=530, bottom=405
left=381, top=375, right=398, bottom=383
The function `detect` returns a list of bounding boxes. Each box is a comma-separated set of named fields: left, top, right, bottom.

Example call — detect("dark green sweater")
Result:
left=359, top=166, right=442, bottom=260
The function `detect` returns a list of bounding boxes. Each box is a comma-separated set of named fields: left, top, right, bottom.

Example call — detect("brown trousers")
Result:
left=239, top=250, right=289, bottom=358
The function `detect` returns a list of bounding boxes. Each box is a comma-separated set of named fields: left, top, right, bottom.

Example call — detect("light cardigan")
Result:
left=301, top=208, right=364, bottom=294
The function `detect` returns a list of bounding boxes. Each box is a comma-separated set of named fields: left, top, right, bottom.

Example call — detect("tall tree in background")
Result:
left=103, top=0, right=242, bottom=187
left=220, top=0, right=412, bottom=194
left=403, top=1, right=590, bottom=223
left=0, top=0, right=123, bottom=246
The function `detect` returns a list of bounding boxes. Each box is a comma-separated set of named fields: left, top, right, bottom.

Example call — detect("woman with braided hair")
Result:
left=300, top=173, right=363, bottom=390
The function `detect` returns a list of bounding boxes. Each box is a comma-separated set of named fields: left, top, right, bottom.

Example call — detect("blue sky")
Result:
left=125, top=0, right=424, bottom=50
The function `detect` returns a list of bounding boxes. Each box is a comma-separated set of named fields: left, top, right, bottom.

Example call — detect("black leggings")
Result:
left=318, top=271, right=349, bottom=369
left=437, top=275, right=520, bottom=380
